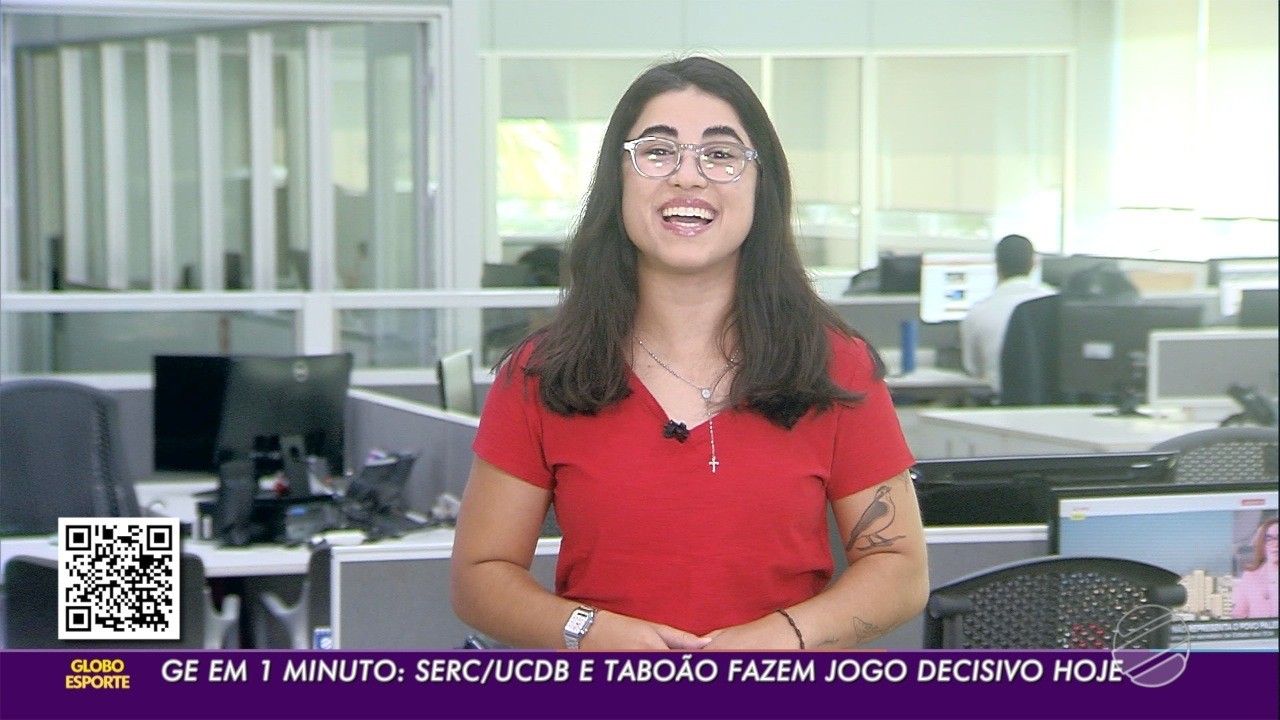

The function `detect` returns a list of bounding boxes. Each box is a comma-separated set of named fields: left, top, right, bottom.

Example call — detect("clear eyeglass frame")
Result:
left=621, top=136, right=760, bottom=184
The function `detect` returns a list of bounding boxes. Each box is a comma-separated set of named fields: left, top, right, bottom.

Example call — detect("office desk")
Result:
left=0, top=527, right=562, bottom=580
left=887, top=367, right=991, bottom=402
left=914, top=405, right=1221, bottom=458
left=1, top=526, right=562, bottom=650
left=2, top=476, right=560, bottom=579
left=887, top=367, right=989, bottom=391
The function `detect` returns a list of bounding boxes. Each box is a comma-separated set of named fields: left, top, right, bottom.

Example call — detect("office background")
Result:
left=0, top=0, right=1276, bottom=390
left=1, top=0, right=1277, bottom=652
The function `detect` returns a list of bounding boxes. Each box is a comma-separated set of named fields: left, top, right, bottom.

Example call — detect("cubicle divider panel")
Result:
left=1147, top=328, right=1279, bottom=412
left=330, top=539, right=558, bottom=649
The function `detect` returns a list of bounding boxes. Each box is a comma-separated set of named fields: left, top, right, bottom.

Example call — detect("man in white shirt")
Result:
left=959, top=234, right=1056, bottom=394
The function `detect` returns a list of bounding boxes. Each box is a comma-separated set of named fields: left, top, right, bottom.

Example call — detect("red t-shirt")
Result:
left=472, top=331, right=914, bottom=635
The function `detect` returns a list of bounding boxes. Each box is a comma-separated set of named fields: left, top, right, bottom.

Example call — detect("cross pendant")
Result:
left=709, top=456, right=719, bottom=473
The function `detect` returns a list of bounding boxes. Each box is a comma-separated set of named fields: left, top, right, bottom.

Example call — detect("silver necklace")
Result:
left=635, top=337, right=737, bottom=473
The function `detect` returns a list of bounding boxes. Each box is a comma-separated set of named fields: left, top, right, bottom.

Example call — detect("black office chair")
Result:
left=1149, top=426, right=1279, bottom=485
left=0, top=379, right=141, bottom=535
left=924, top=555, right=1186, bottom=650
left=3, top=553, right=239, bottom=649
left=998, top=293, right=1061, bottom=406
left=437, top=349, right=478, bottom=415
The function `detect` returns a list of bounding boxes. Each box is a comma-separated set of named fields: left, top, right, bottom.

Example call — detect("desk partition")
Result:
left=328, top=539, right=558, bottom=649
left=1147, top=328, right=1279, bottom=412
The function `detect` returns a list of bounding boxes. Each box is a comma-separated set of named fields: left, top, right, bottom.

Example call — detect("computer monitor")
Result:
left=1050, top=482, right=1278, bottom=649
left=918, top=252, right=999, bottom=323
left=153, top=355, right=232, bottom=473
left=1057, top=302, right=1203, bottom=407
left=1212, top=257, right=1279, bottom=318
left=437, top=350, right=477, bottom=415
left=1239, top=288, right=1280, bottom=328
left=911, top=451, right=1178, bottom=526
left=877, top=254, right=922, bottom=293
left=215, top=353, right=353, bottom=498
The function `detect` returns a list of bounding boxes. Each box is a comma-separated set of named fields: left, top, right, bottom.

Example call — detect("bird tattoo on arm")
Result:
left=845, top=484, right=905, bottom=552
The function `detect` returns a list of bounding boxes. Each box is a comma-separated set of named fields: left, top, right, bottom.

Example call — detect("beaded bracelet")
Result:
left=775, top=608, right=805, bottom=650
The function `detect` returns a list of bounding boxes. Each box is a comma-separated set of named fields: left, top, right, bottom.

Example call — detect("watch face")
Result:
left=566, top=611, right=590, bottom=634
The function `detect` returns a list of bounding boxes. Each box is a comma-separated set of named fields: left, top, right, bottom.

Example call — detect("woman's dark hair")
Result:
left=501, top=55, right=881, bottom=429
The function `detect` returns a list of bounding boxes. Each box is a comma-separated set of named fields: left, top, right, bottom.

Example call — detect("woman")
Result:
left=1232, top=517, right=1278, bottom=620
left=451, top=56, right=928, bottom=650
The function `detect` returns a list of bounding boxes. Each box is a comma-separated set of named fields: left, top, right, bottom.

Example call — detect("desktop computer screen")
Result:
left=1051, top=482, right=1278, bottom=649
left=154, top=353, right=353, bottom=481
left=1212, top=257, right=1279, bottom=318
left=877, top=254, right=923, bottom=293
left=1239, top=288, right=1279, bottom=328
left=153, top=355, right=232, bottom=472
left=918, top=252, right=998, bottom=323
left=1057, top=302, right=1202, bottom=404
left=215, top=353, right=353, bottom=488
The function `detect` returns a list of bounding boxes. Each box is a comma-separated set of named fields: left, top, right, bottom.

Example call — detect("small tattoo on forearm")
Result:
left=851, top=617, right=881, bottom=645
left=844, top=484, right=905, bottom=552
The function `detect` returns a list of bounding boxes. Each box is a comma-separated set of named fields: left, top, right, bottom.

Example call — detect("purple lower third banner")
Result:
left=0, top=649, right=1276, bottom=720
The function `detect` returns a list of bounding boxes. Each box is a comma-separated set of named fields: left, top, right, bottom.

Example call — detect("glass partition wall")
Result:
left=4, top=11, right=444, bottom=375
left=3, top=1, right=1275, bottom=384
left=491, top=53, right=1069, bottom=281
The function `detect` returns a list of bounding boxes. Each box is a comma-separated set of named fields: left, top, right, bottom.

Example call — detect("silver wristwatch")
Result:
left=563, top=605, right=596, bottom=649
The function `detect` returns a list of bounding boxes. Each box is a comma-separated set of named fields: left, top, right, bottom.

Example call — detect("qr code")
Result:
left=58, top=517, right=181, bottom=640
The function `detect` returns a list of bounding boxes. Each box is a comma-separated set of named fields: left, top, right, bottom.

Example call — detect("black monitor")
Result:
left=1057, top=302, right=1202, bottom=409
left=214, top=353, right=353, bottom=498
left=1211, top=256, right=1279, bottom=317
left=877, top=253, right=922, bottom=293
left=153, top=355, right=232, bottom=473
left=1050, top=481, right=1278, bottom=649
left=1239, top=288, right=1279, bottom=327
left=912, top=451, right=1179, bottom=526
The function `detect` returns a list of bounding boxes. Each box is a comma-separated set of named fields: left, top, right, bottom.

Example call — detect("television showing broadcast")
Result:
left=1051, top=482, right=1278, bottom=649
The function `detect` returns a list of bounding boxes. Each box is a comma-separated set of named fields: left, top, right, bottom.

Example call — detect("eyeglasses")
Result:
left=622, top=136, right=759, bottom=184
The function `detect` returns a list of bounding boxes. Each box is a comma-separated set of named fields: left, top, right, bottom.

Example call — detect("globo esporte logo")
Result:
left=66, top=657, right=131, bottom=689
